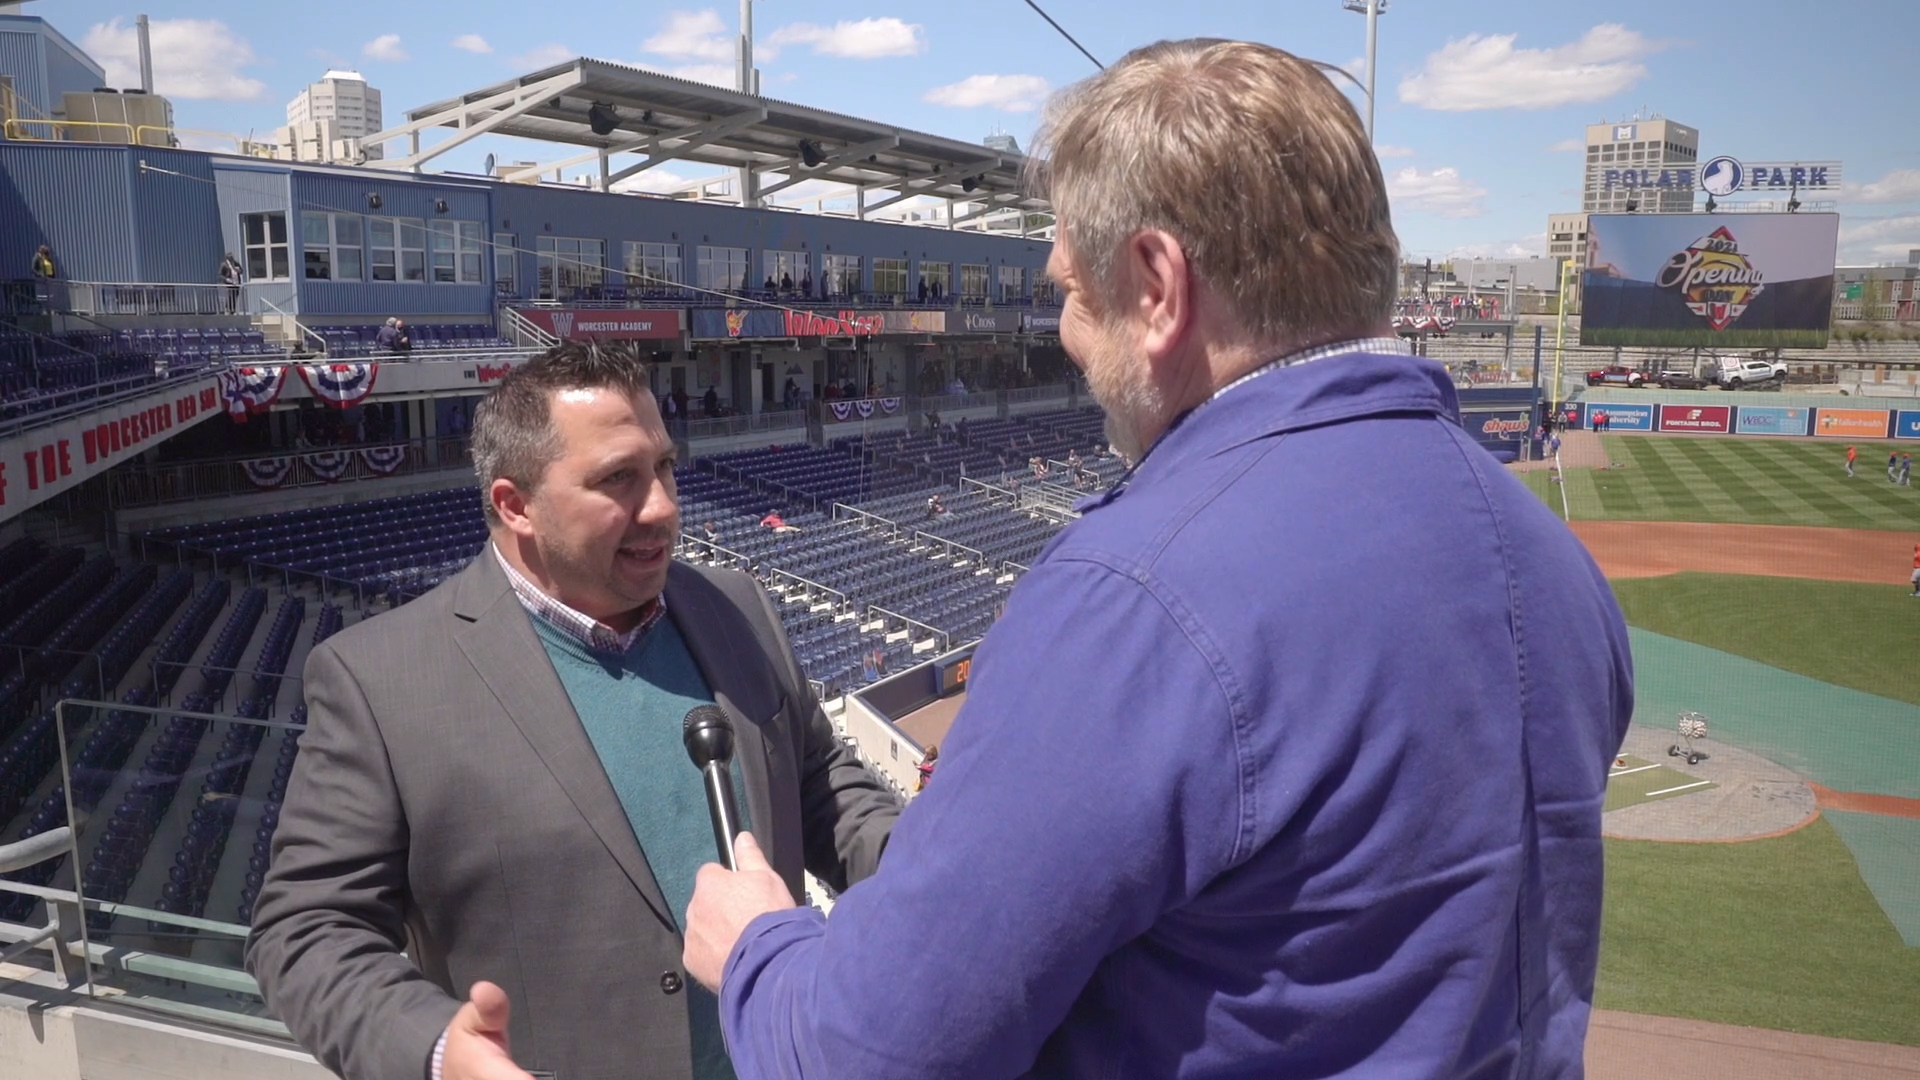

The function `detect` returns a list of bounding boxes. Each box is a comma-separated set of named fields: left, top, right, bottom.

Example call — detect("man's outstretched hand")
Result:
left=684, top=832, right=798, bottom=991
left=442, top=981, right=534, bottom=1080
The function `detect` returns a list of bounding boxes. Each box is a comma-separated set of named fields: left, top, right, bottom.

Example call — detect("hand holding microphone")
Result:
left=682, top=705, right=796, bottom=992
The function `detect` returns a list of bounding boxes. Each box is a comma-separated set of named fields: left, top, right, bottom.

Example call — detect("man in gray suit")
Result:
left=247, top=342, right=901, bottom=1080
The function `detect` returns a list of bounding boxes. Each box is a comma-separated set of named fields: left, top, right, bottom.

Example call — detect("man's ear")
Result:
left=1125, top=229, right=1194, bottom=364
left=491, top=479, right=534, bottom=537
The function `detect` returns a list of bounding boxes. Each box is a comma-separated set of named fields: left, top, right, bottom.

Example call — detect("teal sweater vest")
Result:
left=532, top=616, right=749, bottom=1080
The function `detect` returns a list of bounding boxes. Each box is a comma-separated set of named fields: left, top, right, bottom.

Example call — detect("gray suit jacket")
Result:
left=246, top=554, right=901, bottom=1080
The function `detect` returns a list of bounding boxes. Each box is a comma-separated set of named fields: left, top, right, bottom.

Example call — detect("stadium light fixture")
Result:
left=1624, top=196, right=1639, bottom=213
left=799, top=140, right=825, bottom=168
left=1704, top=195, right=1717, bottom=213
left=961, top=176, right=980, bottom=193
left=1786, top=181, right=1801, bottom=213
left=1341, top=0, right=1388, bottom=140
left=587, top=102, right=620, bottom=137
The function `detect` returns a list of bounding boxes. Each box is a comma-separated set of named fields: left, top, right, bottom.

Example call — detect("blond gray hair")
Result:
left=1030, top=39, right=1400, bottom=347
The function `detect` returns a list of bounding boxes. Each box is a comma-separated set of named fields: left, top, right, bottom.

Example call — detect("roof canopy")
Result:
left=367, top=58, right=1047, bottom=223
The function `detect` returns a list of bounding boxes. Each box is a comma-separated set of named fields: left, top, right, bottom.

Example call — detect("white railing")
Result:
left=257, top=296, right=326, bottom=354
left=685, top=410, right=808, bottom=441
left=1837, top=370, right=1920, bottom=398
left=866, top=605, right=950, bottom=654
left=499, top=305, right=558, bottom=349
left=65, top=281, right=239, bottom=317
left=831, top=503, right=906, bottom=537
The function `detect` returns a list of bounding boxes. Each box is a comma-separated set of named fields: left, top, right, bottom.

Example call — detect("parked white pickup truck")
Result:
left=1714, top=357, right=1788, bottom=389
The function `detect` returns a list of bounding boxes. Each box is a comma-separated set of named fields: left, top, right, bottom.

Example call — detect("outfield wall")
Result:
left=1563, top=399, right=1920, bottom=441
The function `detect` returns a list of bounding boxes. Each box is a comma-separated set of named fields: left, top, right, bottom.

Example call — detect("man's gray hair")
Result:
left=470, top=341, right=657, bottom=525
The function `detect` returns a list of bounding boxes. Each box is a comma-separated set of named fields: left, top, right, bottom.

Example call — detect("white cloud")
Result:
left=1399, top=24, right=1663, bottom=112
left=1444, top=233, right=1548, bottom=259
left=1839, top=214, right=1920, bottom=245
left=510, top=43, right=575, bottom=69
left=363, top=34, right=408, bottom=62
left=452, top=34, right=493, bottom=55
left=766, top=18, right=925, bottom=59
left=1547, top=137, right=1585, bottom=153
left=1386, top=166, right=1488, bottom=218
left=644, top=10, right=736, bottom=62
left=82, top=17, right=266, bottom=101
left=610, top=167, right=698, bottom=195
left=1375, top=144, right=1415, bottom=159
left=923, top=74, right=1050, bottom=113
left=1842, top=169, right=1920, bottom=205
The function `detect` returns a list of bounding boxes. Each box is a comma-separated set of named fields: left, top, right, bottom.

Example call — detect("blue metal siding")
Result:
left=489, top=184, right=1051, bottom=297
left=0, top=24, right=51, bottom=119
left=126, top=148, right=222, bottom=282
left=41, top=24, right=105, bottom=101
left=0, top=142, right=138, bottom=281
left=213, top=163, right=297, bottom=313
left=288, top=172, right=493, bottom=317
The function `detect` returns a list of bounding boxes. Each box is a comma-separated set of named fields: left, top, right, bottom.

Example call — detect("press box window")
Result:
left=302, top=212, right=363, bottom=281
left=960, top=263, right=990, bottom=298
left=625, top=242, right=684, bottom=289
left=430, top=220, right=485, bottom=284
left=241, top=212, right=290, bottom=282
left=697, top=245, right=750, bottom=292
left=872, top=258, right=908, bottom=296
left=822, top=253, right=860, bottom=297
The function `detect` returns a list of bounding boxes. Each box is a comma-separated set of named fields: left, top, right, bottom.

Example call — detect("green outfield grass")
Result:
left=1598, top=816, right=1920, bottom=1045
left=1582, top=328, right=1831, bottom=349
left=1611, top=573, right=1920, bottom=706
left=1522, top=435, right=1920, bottom=529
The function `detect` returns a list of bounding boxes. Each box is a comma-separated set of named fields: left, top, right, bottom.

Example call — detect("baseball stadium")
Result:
left=0, top=4, right=1917, bottom=1080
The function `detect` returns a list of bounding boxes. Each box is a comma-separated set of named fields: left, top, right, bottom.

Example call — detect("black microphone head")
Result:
left=683, top=705, right=735, bottom=769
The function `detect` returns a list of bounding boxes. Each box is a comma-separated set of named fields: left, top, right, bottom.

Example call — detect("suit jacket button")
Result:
left=661, top=971, right=684, bottom=995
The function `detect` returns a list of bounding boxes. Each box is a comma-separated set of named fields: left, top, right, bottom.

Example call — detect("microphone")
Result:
left=683, top=704, right=742, bottom=870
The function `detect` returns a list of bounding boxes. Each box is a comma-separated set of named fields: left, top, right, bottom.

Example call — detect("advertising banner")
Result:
left=1733, top=404, right=1813, bottom=437
left=954, top=310, right=1020, bottom=334
left=1580, top=213, right=1840, bottom=349
left=1, top=375, right=223, bottom=524
left=691, top=307, right=949, bottom=339
left=1461, top=410, right=1533, bottom=441
left=1024, top=312, right=1061, bottom=332
left=516, top=308, right=682, bottom=341
left=1812, top=408, right=1892, bottom=439
left=1584, top=402, right=1655, bottom=431
left=1895, top=411, right=1920, bottom=440
left=1656, top=404, right=1733, bottom=434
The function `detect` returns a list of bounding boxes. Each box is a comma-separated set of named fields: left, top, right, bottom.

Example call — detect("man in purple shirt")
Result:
left=685, top=39, right=1634, bottom=1080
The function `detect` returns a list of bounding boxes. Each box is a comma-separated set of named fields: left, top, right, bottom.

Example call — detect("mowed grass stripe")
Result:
left=1696, top=440, right=1832, bottom=524
left=1609, top=437, right=1708, bottom=520
left=1643, top=438, right=1774, bottom=522
left=1662, top=438, right=1792, bottom=524
left=1553, top=436, right=1920, bottom=530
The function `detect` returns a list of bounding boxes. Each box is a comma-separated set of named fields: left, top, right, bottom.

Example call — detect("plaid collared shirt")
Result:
left=1211, top=336, right=1413, bottom=403
left=492, top=543, right=665, bottom=654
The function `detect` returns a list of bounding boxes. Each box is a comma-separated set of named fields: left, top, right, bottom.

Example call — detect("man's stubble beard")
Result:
left=1082, top=318, right=1166, bottom=464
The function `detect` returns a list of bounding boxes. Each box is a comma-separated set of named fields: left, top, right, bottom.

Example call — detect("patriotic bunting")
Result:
left=360, top=445, right=407, bottom=475
left=304, top=449, right=355, bottom=481
left=242, top=457, right=294, bottom=488
left=219, top=365, right=287, bottom=421
left=297, top=362, right=380, bottom=408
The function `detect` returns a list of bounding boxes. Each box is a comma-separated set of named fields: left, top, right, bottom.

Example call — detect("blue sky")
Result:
left=40, top=0, right=1920, bottom=264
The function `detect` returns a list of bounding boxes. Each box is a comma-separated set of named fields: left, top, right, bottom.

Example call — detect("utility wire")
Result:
left=1021, top=0, right=1103, bottom=70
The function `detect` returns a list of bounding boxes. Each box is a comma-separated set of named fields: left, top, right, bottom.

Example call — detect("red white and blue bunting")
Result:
left=360, top=445, right=406, bottom=475
left=219, top=366, right=287, bottom=422
left=304, top=449, right=355, bottom=482
left=297, top=362, right=380, bottom=409
left=242, top=457, right=295, bottom=489
left=825, top=396, right=904, bottom=424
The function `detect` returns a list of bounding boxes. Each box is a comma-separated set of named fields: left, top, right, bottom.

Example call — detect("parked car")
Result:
left=1586, top=364, right=1648, bottom=388
left=1715, top=358, right=1787, bottom=389
left=1654, top=369, right=1710, bottom=390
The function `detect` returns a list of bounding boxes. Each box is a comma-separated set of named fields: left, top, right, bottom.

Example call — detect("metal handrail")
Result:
left=256, top=295, right=326, bottom=353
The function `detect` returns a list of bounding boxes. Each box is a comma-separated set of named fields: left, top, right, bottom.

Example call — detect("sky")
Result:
left=35, top=0, right=1920, bottom=265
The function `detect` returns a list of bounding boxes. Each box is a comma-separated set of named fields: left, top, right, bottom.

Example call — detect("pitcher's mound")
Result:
left=1604, top=724, right=1817, bottom=842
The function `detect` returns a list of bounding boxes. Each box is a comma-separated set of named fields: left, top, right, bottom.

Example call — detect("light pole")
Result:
left=737, top=0, right=760, bottom=208
left=1342, top=0, right=1387, bottom=140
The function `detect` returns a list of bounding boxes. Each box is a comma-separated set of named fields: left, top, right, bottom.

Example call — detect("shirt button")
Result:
left=660, top=970, right=684, bottom=995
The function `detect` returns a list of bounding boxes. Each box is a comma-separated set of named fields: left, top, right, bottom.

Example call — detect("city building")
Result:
left=1547, top=211, right=1590, bottom=307
left=1581, top=116, right=1698, bottom=215
left=274, top=70, right=384, bottom=163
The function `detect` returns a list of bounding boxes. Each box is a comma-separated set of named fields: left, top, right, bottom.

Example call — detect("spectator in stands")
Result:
left=914, top=744, right=937, bottom=793
left=672, top=386, right=691, bottom=427
left=781, top=272, right=794, bottom=292
left=801, top=270, right=813, bottom=296
left=685, top=40, right=1633, bottom=1080
left=701, top=520, right=720, bottom=542
left=918, top=277, right=930, bottom=303
left=220, top=252, right=244, bottom=314
left=783, top=377, right=801, bottom=409
left=703, top=384, right=720, bottom=418
left=30, top=243, right=59, bottom=309
left=247, top=341, right=900, bottom=1080
left=946, top=374, right=967, bottom=396
left=924, top=493, right=946, bottom=518
left=764, top=275, right=778, bottom=293
left=759, top=509, right=801, bottom=533
left=1066, top=448, right=1082, bottom=471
